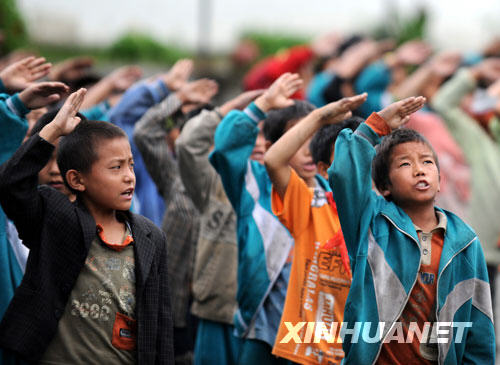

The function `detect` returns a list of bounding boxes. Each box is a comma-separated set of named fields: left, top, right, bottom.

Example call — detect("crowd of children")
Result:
left=0, top=31, right=499, bottom=364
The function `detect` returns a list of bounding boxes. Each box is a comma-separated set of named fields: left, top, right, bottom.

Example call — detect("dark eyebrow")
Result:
left=109, top=158, right=126, bottom=164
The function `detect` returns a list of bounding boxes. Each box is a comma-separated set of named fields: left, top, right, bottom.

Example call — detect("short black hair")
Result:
left=310, top=116, right=363, bottom=164
left=29, top=109, right=88, bottom=137
left=57, top=120, right=128, bottom=193
left=262, top=100, right=315, bottom=144
left=372, top=128, right=440, bottom=199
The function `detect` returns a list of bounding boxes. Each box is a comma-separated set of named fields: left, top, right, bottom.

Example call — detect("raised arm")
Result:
left=265, top=93, right=367, bottom=199
left=209, top=73, right=302, bottom=211
left=0, top=56, right=52, bottom=93
left=0, top=81, right=69, bottom=164
left=80, top=65, right=142, bottom=109
left=0, top=88, right=84, bottom=246
left=108, top=59, right=194, bottom=129
left=133, top=79, right=217, bottom=199
left=175, top=89, right=262, bottom=211
left=329, top=96, right=425, bottom=256
left=354, top=40, right=432, bottom=117
left=431, top=59, right=500, bottom=145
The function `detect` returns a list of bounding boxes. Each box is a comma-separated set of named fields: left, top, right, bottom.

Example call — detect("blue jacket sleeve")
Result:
left=107, top=79, right=170, bottom=130
left=462, top=308, right=495, bottom=364
left=0, top=93, right=30, bottom=164
left=327, top=121, right=381, bottom=258
left=208, top=102, right=266, bottom=213
left=459, top=239, right=495, bottom=364
left=81, top=100, right=111, bottom=121
left=355, top=61, right=392, bottom=118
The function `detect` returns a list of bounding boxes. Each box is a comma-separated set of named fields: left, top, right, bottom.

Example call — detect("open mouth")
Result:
left=415, top=180, right=430, bottom=190
left=121, top=188, right=134, bottom=199
left=303, top=161, right=316, bottom=172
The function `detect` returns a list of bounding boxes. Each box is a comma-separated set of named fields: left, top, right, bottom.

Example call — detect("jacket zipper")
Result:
left=370, top=213, right=422, bottom=365
left=434, top=236, right=476, bottom=364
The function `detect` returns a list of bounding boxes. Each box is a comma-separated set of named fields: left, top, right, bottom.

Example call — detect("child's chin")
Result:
left=117, top=202, right=133, bottom=211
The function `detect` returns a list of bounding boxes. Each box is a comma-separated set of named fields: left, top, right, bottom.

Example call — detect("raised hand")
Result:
left=315, top=93, right=367, bottom=125
left=254, top=73, right=303, bottom=112
left=471, top=58, right=500, bottom=83
left=429, top=51, right=462, bottom=77
left=177, top=78, right=218, bottom=104
left=48, top=57, right=94, bottom=82
left=378, top=96, right=426, bottom=131
left=18, top=82, right=69, bottom=109
left=106, top=65, right=143, bottom=91
left=161, top=59, right=194, bottom=91
left=39, top=88, right=87, bottom=143
left=52, top=88, right=87, bottom=135
left=310, top=32, right=343, bottom=57
left=0, top=56, right=52, bottom=92
left=395, top=40, right=432, bottom=66
left=218, top=89, right=265, bottom=116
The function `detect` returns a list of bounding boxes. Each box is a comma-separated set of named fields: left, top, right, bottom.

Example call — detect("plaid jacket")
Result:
left=134, top=94, right=200, bottom=328
left=175, top=109, right=238, bottom=324
left=0, top=135, right=174, bottom=364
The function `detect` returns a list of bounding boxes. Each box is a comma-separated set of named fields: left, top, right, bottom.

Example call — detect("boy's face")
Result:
left=80, top=137, right=136, bottom=212
left=250, top=121, right=266, bottom=164
left=381, top=141, right=440, bottom=208
left=289, top=136, right=317, bottom=183
left=24, top=107, right=48, bottom=143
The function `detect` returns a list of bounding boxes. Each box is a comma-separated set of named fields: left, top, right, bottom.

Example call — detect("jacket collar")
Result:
left=379, top=199, right=477, bottom=272
left=315, top=174, right=331, bottom=192
left=73, top=198, right=155, bottom=292
left=127, top=212, right=155, bottom=295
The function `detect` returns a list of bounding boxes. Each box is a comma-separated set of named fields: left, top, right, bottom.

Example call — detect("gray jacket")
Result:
left=175, top=109, right=238, bottom=324
left=134, top=94, right=200, bottom=328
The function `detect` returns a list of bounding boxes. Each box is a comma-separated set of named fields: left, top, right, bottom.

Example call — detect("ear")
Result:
left=380, top=188, right=391, bottom=198
left=317, top=161, right=329, bottom=179
left=264, top=140, right=272, bottom=151
left=66, top=169, right=86, bottom=192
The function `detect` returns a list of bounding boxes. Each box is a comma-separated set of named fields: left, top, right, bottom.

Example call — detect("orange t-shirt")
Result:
left=378, top=211, right=447, bottom=364
left=271, top=170, right=351, bottom=365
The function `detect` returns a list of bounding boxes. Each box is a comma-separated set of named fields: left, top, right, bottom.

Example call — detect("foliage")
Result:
left=107, top=33, right=191, bottom=64
left=0, top=0, right=29, bottom=54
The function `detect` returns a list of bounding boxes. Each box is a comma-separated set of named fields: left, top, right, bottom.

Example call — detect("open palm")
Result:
left=18, top=82, right=69, bottom=109
left=178, top=78, right=218, bottom=104
left=51, top=88, right=87, bottom=136
left=162, top=59, right=194, bottom=91
left=255, top=73, right=303, bottom=112
left=378, top=96, right=426, bottom=130
left=316, top=93, right=367, bottom=125
left=0, top=56, right=51, bottom=92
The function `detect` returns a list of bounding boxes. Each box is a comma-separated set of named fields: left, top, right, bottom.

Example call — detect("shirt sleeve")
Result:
left=328, top=114, right=382, bottom=258
left=175, top=109, right=222, bottom=212
left=271, top=169, right=312, bottom=238
left=209, top=102, right=266, bottom=214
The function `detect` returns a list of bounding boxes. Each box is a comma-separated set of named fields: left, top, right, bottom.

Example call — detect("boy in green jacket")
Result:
left=329, top=97, right=494, bottom=364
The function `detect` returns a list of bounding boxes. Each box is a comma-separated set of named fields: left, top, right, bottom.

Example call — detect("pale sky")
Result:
left=17, top=0, right=500, bottom=52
